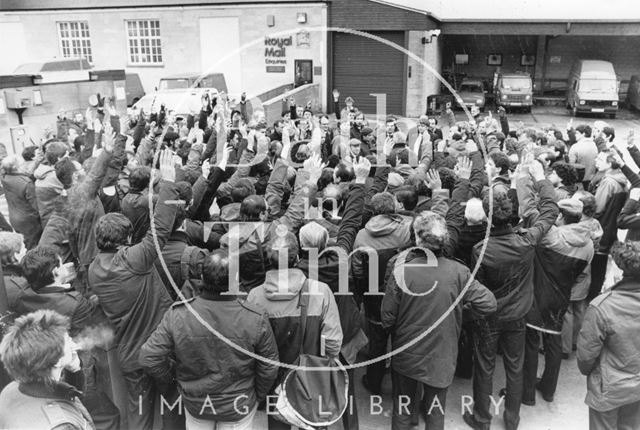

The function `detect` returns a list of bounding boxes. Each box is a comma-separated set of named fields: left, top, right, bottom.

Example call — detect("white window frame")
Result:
left=57, top=21, right=93, bottom=63
left=125, top=19, right=163, bottom=66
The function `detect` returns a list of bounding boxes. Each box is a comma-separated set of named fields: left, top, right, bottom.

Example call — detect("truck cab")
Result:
left=494, top=72, right=533, bottom=113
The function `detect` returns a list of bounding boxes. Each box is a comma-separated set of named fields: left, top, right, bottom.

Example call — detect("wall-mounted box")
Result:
left=4, top=89, right=33, bottom=109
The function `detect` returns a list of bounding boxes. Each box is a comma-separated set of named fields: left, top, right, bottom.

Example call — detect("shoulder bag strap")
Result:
left=297, top=279, right=310, bottom=355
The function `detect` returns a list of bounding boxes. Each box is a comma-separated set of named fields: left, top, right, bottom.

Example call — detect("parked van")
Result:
left=494, top=72, right=533, bottom=113
left=158, top=73, right=228, bottom=92
left=567, top=60, right=619, bottom=118
left=626, top=75, right=640, bottom=111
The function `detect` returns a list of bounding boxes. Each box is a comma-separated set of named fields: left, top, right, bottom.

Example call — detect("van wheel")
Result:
left=609, top=113, right=616, bottom=119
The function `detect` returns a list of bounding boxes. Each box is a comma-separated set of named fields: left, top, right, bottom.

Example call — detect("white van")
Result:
left=567, top=60, right=619, bottom=118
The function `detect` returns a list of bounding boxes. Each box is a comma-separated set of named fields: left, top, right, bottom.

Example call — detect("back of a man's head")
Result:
left=44, top=141, right=68, bottom=165
left=299, top=222, right=329, bottom=251
left=21, top=245, right=60, bottom=291
left=96, top=213, right=133, bottom=251
left=266, top=228, right=299, bottom=269
left=576, top=124, right=592, bottom=138
left=202, top=249, right=230, bottom=293
left=231, top=179, right=256, bottom=203
left=129, top=166, right=152, bottom=192
left=240, top=195, right=267, bottom=222
left=483, top=190, right=513, bottom=227
left=394, top=185, right=418, bottom=211
left=0, top=310, right=69, bottom=385
left=54, top=157, right=78, bottom=189
left=371, top=192, right=396, bottom=216
left=611, top=240, right=640, bottom=278
left=412, top=211, right=449, bottom=252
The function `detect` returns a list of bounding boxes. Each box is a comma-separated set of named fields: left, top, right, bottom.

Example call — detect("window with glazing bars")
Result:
left=57, top=21, right=93, bottom=63
left=126, top=20, right=162, bottom=65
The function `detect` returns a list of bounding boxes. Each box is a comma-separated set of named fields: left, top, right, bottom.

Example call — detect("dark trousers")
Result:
left=122, top=369, right=184, bottom=430
left=588, top=253, right=609, bottom=302
left=391, top=370, right=448, bottom=430
left=365, top=319, right=388, bottom=394
left=589, top=401, right=640, bottom=430
left=123, top=369, right=156, bottom=430
left=523, top=327, right=562, bottom=403
left=471, top=318, right=526, bottom=430
left=341, top=355, right=359, bottom=430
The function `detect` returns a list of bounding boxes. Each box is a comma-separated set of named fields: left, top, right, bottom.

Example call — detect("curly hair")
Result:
left=483, top=190, right=513, bottom=226
left=551, top=161, right=578, bottom=187
left=0, top=232, right=24, bottom=266
left=611, top=241, right=640, bottom=278
left=573, top=191, right=597, bottom=218
left=489, top=151, right=511, bottom=176
left=412, top=211, right=449, bottom=252
left=371, top=192, right=396, bottom=216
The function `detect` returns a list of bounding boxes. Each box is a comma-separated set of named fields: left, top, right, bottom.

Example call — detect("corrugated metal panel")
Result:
left=332, top=31, right=405, bottom=115
left=330, top=0, right=436, bottom=31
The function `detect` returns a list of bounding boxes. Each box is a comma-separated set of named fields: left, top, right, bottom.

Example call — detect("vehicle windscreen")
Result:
left=501, top=77, right=531, bottom=90
left=159, top=79, right=190, bottom=90
left=579, top=79, right=617, bottom=93
left=460, top=84, right=482, bottom=93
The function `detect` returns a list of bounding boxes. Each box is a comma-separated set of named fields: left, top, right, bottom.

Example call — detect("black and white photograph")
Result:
left=0, top=0, right=639, bottom=429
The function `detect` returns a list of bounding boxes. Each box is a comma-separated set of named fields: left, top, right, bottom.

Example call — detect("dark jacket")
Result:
left=577, top=278, right=640, bottom=411
left=471, top=179, right=558, bottom=322
left=155, top=230, right=208, bottom=300
left=121, top=189, right=156, bottom=245
left=381, top=249, right=496, bottom=388
left=0, top=381, right=95, bottom=430
left=140, top=292, right=279, bottom=421
left=1, top=172, right=42, bottom=248
left=590, top=171, right=627, bottom=254
left=88, top=181, right=177, bottom=373
left=15, top=284, right=102, bottom=336
left=528, top=223, right=594, bottom=333
left=34, top=163, right=63, bottom=228
left=297, top=182, right=365, bottom=363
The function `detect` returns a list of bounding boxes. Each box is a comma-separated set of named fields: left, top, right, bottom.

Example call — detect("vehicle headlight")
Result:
left=476, top=99, right=483, bottom=104
left=612, top=101, right=618, bottom=106
left=502, top=94, right=507, bottom=100
left=525, top=95, right=531, bottom=100
left=579, top=100, right=586, bottom=105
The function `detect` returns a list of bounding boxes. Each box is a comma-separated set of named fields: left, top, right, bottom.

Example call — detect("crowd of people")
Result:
left=0, top=88, right=639, bottom=430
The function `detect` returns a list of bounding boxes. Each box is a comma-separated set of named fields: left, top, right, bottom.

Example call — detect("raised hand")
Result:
left=353, top=156, right=372, bottom=184
left=159, top=149, right=176, bottom=183
left=630, top=188, right=640, bottom=201
left=332, top=89, right=340, bottom=101
left=303, top=153, right=325, bottom=184
left=201, top=159, right=211, bottom=179
left=218, top=143, right=234, bottom=171
left=627, top=129, right=635, bottom=148
left=424, top=169, right=442, bottom=190
left=102, top=122, right=116, bottom=153
left=455, top=156, right=472, bottom=180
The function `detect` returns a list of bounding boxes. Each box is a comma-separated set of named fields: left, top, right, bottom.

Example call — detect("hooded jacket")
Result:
left=352, top=213, right=413, bottom=321
left=590, top=170, right=627, bottom=253
left=247, top=269, right=343, bottom=365
left=527, top=222, right=595, bottom=333
left=34, top=163, right=63, bottom=228
left=570, top=218, right=603, bottom=301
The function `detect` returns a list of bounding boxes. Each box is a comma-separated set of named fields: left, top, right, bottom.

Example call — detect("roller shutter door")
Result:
left=332, top=31, right=405, bottom=116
